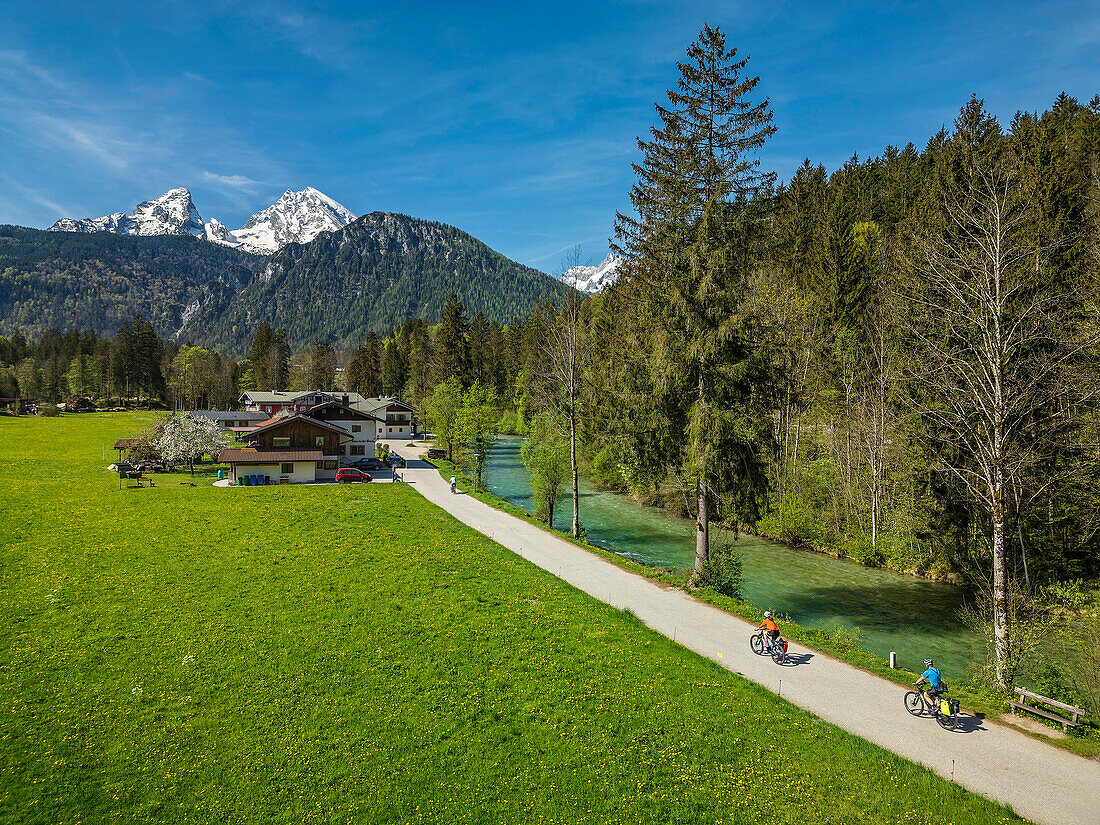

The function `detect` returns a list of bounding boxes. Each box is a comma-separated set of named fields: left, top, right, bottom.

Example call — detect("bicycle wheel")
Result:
left=904, top=691, right=924, bottom=716
left=771, top=641, right=787, bottom=664
left=750, top=633, right=764, bottom=655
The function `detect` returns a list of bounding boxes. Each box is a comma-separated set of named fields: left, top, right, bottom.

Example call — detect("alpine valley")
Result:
left=1, top=187, right=566, bottom=354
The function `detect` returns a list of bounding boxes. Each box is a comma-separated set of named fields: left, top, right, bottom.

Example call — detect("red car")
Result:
left=335, top=468, right=372, bottom=483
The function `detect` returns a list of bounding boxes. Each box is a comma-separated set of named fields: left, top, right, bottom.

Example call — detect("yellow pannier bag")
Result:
left=940, top=698, right=952, bottom=715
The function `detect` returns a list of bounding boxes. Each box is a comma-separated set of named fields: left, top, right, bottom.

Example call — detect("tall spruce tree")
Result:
left=614, top=24, right=776, bottom=581
left=434, top=292, right=471, bottom=386
left=268, top=329, right=290, bottom=391
left=247, top=322, right=275, bottom=389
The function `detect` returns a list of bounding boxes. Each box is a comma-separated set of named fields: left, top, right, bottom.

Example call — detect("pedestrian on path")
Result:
left=450, top=475, right=457, bottom=494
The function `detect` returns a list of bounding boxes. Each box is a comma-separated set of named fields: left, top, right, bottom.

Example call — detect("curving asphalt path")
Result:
left=388, top=442, right=1100, bottom=825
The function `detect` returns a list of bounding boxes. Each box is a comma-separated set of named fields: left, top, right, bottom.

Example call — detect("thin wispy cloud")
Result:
left=0, top=174, right=75, bottom=217
left=202, top=171, right=262, bottom=191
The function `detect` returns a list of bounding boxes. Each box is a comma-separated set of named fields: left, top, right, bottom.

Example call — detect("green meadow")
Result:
left=0, top=414, right=1025, bottom=824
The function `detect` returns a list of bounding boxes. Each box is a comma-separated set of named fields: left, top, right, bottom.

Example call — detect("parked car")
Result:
left=386, top=454, right=406, bottom=468
left=335, top=468, right=372, bottom=483
left=351, top=457, right=385, bottom=471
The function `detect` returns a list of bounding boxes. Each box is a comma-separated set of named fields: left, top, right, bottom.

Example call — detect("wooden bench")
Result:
left=1010, top=687, right=1085, bottom=731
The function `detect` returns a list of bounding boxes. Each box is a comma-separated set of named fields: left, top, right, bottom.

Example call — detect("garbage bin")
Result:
left=217, top=469, right=225, bottom=480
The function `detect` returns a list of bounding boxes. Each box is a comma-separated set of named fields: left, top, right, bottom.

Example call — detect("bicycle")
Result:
left=903, top=689, right=960, bottom=730
left=749, top=629, right=789, bottom=664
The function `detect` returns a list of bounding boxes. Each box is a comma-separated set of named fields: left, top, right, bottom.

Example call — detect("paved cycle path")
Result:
left=392, top=445, right=1100, bottom=825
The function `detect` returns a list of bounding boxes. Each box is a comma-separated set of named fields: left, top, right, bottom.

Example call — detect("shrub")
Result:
left=591, top=444, right=627, bottom=491
left=697, top=542, right=743, bottom=599
left=36, top=404, right=61, bottom=417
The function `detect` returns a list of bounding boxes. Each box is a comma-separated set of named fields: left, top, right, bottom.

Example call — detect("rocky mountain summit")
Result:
left=48, top=186, right=357, bottom=254
left=562, top=253, right=622, bottom=294
left=49, top=188, right=206, bottom=238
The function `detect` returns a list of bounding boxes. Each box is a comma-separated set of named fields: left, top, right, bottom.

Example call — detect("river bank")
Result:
left=426, top=445, right=1100, bottom=760
left=480, top=436, right=981, bottom=675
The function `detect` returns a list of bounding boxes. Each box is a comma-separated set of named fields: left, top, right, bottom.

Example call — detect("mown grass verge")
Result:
left=0, top=414, right=1031, bottom=823
left=430, top=454, right=1100, bottom=758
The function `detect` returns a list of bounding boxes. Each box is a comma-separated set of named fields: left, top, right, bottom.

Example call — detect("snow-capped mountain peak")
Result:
left=130, top=188, right=205, bottom=237
left=48, top=185, right=356, bottom=255
left=48, top=187, right=206, bottom=238
left=203, top=218, right=239, bottom=247
left=562, top=253, right=622, bottom=294
left=230, top=187, right=357, bottom=254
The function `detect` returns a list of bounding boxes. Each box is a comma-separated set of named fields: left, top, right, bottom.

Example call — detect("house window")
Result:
left=351, top=425, right=361, bottom=433
left=338, top=445, right=346, bottom=456
left=273, top=436, right=290, bottom=447
left=266, top=406, right=272, bottom=413
left=315, top=436, right=324, bottom=446
left=351, top=445, right=364, bottom=456
left=281, top=462, right=294, bottom=474
left=323, top=460, right=337, bottom=470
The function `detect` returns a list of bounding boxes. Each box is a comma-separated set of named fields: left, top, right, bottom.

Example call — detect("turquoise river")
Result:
left=483, top=436, right=981, bottom=677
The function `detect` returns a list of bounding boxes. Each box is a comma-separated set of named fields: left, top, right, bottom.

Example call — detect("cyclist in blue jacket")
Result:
left=913, top=658, right=945, bottom=708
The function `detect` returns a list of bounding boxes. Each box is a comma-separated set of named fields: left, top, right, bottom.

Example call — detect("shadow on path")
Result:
left=779, top=652, right=814, bottom=667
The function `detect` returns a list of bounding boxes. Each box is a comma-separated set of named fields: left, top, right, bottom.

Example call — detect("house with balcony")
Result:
left=219, top=413, right=353, bottom=484
left=302, top=400, right=385, bottom=462
left=354, top=397, right=420, bottom=439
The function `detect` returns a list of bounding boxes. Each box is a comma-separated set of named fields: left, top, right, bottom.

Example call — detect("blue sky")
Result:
left=1, top=1, right=1097, bottom=270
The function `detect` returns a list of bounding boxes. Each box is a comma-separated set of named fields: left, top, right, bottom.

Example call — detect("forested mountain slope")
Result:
left=184, top=212, right=565, bottom=353
left=0, top=226, right=264, bottom=341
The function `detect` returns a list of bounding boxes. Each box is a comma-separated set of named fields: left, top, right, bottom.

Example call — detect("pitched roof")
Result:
left=356, top=396, right=417, bottom=414
left=219, top=448, right=323, bottom=463
left=238, top=390, right=302, bottom=404
left=305, top=400, right=385, bottom=422
left=239, top=390, right=369, bottom=406
left=190, top=410, right=269, bottom=422
left=247, top=413, right=353, bottom=439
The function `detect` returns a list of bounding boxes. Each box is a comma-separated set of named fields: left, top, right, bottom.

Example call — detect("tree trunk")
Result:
left=694, top=478, right=709, bottom=580
left=992, top=478, right=1010, bottom=691
left=570, top=410, right=579, bottom=538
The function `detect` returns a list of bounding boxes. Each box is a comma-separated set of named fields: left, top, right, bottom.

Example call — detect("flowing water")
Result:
left=484, top=436, right=981, bottom=677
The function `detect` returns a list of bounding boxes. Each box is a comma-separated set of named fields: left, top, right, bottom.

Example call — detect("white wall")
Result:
left=233, top=462, right=317, bottom=485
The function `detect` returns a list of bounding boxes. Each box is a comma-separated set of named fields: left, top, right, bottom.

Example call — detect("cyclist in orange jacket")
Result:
left=758, top=611, right=779, bottom=651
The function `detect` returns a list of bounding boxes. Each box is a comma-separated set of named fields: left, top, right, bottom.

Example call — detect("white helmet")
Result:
left=763, top=611, right=771, bottom=618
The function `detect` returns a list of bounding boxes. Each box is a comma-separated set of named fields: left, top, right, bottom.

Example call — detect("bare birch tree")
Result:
left=905, top=163, right=1088, bottom=690
left=535, top=246, right=588, bottom=538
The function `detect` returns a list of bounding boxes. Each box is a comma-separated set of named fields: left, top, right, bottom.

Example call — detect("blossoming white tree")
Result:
left=156, top=414, right=229, bottom=476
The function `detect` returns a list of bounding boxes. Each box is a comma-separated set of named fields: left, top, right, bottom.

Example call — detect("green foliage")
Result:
left=521, top=412, right=570, bottom=529
left=590, top=444, right=628, bottom=491
left=424, top=377, right=464, bottom=460
left=696, top=541, right=744, bottom=599
left=454, top=381, right=498, bottom=490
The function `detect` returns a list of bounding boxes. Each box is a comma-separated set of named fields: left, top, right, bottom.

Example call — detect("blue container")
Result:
left=217, top=469, right=224, bottom=480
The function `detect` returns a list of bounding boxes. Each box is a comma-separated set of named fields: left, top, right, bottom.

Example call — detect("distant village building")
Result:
left=190, top=410, right=269, bottom=431
left=237, top=390, right=368, bottom=416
